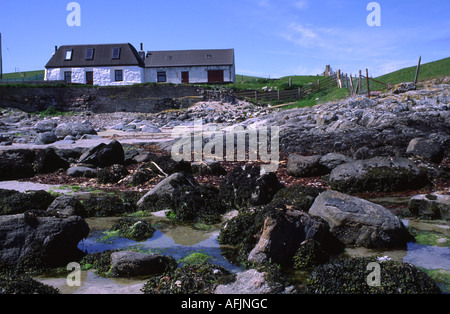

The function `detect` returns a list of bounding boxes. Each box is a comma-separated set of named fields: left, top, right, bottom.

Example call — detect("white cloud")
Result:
left=282, top=22, right=319, bottom=47
left=294, top=1, right=309, bottom=10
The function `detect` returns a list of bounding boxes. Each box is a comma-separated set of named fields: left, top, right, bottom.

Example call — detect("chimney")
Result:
left=55, top=46, right=58, bottom=53
left=138, top=43, right=145, bottom=61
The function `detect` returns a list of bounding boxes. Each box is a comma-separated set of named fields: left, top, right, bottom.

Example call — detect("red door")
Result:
left=208, top=70, right=224, bottom=83
left=182, top=71, right=189, bottom=84
left=86, top=72, right=94, bottom=85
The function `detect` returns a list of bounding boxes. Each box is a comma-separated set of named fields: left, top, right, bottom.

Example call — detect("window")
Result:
left=64, top=71, right=72, bottom=83
left=112, top=47, right=121, bottom=59
left=157, top=72, right=167, bottom=83
left=206, top=54, right=212, bottom=59
left=166, top=56, right=173, bottom=61
left=115, top=70, right=123, bottom=82
left=85, top=48, right=95, bottom=60
left=64, top=49, right=73, bottom=61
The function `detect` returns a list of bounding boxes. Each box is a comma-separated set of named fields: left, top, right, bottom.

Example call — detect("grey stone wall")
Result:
left=0, top=84, right=205, bottom=113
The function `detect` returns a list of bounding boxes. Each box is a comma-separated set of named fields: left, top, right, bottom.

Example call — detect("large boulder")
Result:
left=215, top=269, right=288, bottom=294
left=309, top=190, right=412, bottom=248
left=110, top=251, right=176, bottom=278
left=329, top=156, right=428, bottom=193
left=408, top=194, right=450, bottom=220
left=248, top=207, right=342, bottom=266
left=33, top=148, right=70, bottom=174
left=47, top=195, right=87, bottom=218
left=287, top=154, right=328, bottom=177
left=0, top=149, right=36, bottom=181
left=219, top=165, right=284, bottom=209
left=137, top=172, right=198, bottom=208
left=34, top=120, right=58, bottom=133
left=0, top=212, right=90, bottom=268
left=34, top=132, right=58, bottom=145
left=0, top=189, right=55, bottom=216
left=78, top=140, right=125, bottom=168
left=54, top=122, right=97, bottom=139
left=406, top=138, right=444, bottom=163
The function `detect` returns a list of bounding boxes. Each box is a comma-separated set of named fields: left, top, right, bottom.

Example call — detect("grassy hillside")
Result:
left=230, top=75, right=320, bottom=91
left=1, top=70, right=45, bottom=80
left=376, top=57, right=450, bottom=86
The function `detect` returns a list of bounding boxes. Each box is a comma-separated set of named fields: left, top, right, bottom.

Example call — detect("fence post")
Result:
left=298, top=87, right=302, bottom=99
left=337, top=70, right=341, bottom=88
left=414, top=56, right=422, bottom=85
left=359, top=70, right=362, bottom=93
left=366, top=69, right=370, bottom=98
left=349, top=74, right=354, bottom=96
left=277, top=90, right=280, bottom=101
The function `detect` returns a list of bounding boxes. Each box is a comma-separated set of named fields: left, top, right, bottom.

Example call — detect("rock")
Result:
left=287, top=154, right=328, bottom=177
left=319, top=153, right=355, bottom=171
left=133, top=152, right=158, bottom=164
left=248, top=208, right=342, bottom=266
left=215, top=269, right=286, bottom=294
left=34, top=132, right=57, bottom=145
left=0, top=149, right=36, bottom=181
left=191, top=161, right=227, bottom=176
left=408, top=194, right=450, bottom=220
left=309, top=190, right=412, bottom=248
left=47, top=195, right=86, bottom=218
left=110, top=251, right=176, bottom=278
left=219, top=165, right=284, bottom=209
left=329, top=156, right=428, bottom=193
left=97, top=164, right=129, bottom=184
left=393, top=82, right=416, bottom=94
left=33, top=148, right=69, bottom=174
left=0, top=189, right=55, bottom=215
left=54, top=122, right=97, bottom=139
left=34, top=120, right=58, bottom=133
left=406, top=138, right=444, bottom=163
left=140, top=125, right=162, bottom=133
left=78, top=140, right=125, bottom=168
left=0, top=213, right=90, bottom=268
left=137, top=172, right=198, bottom=207
left=305, top=257, right=441, bottom=294
left=67, top=166, right=97, bottom=178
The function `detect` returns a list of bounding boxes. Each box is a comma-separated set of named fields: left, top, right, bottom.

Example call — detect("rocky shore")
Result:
left=0, top=78, right=449, bottom=294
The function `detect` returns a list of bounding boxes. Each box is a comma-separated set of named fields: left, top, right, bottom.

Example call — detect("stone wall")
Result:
left=0, top=84, right=206, bottom=114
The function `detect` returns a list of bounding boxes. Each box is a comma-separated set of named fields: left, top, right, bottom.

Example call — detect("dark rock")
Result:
left=47, top=196, right=86, bottom=218
left=287, top=154, right=329, bottom=177
left=54, top=122, right=97, bottom=139
left=0, top=213, right=90, bottom=268
left=309, top=190, right=412, bottom=248
left=406, top=138, right=444, bottom=163
left=191, top=161, right=227, bottom=176
left=78, top=140, right=125, bottom=168
left=137, top=172, right=198, bottom=208
left=0, top=189, right=55, bottom=216
left=319, top=153, right=355, bottom=171
left=83, top=195, right=129, bottom=217
left=110, top=251, right=176, bottom=278
left=66, top=166, right=97, bottom=178
left=248, top=207, right=342, bottom=266
left=393, top=82, right=416, bottom=94
left=34, top=120, right=58, bottom=133
left=271, top=185, right=325, bottom=211
left=110, top=218, right=156, bottom=242
left=34, top=132, right=57, bottom=145
left=33, top=148, right=69, bottom=174
left=219, top=165, right=284, bottom=209
left=329, top=156, right=428, bottom=193
left=408, top=194, right=450, bottom=220
left=97, top=164, right=129, bottom=184
left=293, top=239, right=330, bottom=269
left=305, top=257, right=441, bottom=294
left=0, top=149, right=36, bottom=181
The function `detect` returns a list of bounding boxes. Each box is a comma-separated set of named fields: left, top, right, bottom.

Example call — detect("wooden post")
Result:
left=289, top=77, right=292, bottom=88
left=255, top=90, right=258, bottom=101
left=317, top=79, right=320, bottom=91
left=337, top=70, right=341, bottom=88
left=349, top=74, right=354, bottom=96
left=358, top=70, right=362, bottom=93
left=366, top=69, right=370, bottom=98
left=298, top=87, right=302, bottom=99
left=277, top=90, right=280, bottom=101
left=414, top=56, right=422, bottom=85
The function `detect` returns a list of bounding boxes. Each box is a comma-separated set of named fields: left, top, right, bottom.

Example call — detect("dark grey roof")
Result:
left=145, top=49, right=234, bottom=68
left=45, top=43, right=145, bottom=68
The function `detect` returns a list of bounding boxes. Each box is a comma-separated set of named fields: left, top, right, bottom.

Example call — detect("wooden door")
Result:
left=208, top=70, right=224, bottom=83
left=86, top=71, right=94, bottom=85
left=182, top=71, right=189, bottom=84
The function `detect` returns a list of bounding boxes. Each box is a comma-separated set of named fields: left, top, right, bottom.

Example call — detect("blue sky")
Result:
left=1, top=0, right=449, bottom=78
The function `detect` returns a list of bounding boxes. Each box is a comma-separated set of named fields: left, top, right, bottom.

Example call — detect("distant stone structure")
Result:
left=322, top=65, right=335, bottom=77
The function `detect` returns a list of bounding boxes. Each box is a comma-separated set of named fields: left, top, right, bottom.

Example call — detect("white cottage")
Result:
left=45, top=43, right=145, bottom=86
left=145, top=49, right=235, bottom=84
left=45, top=44, right=235, bottom=86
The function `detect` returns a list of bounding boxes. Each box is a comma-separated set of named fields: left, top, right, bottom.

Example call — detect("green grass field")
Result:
left=1, top=70, right=44, bottom=80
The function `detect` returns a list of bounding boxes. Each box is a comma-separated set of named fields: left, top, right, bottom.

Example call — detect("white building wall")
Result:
left=145, top=65, right=234, bottom=84
left=45, top=66, right=144, bottom=86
